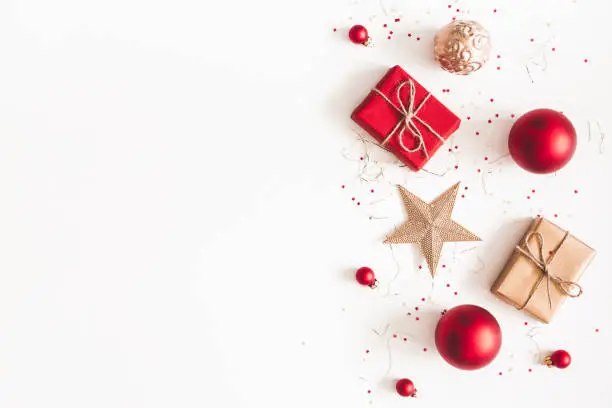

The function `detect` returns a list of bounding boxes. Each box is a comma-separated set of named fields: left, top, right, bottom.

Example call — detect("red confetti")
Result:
left=366, top=349, right=370, bottom=354
left=423, top=347, right=428, bottom=352
left=524, top=322, right=528, bottom=326
left=554, top=214, right=558, bottom=218
left=418, top=265, right=422, bottom=269
left=452, top=17, right=456, bottom=21
left=493, top=8, right=497, bottom=13
left=333, top=28, right=337, bottom=32
left=477, top=169, right=481, bottom=173
left=454, top=145, right=458, bottom=149
left=497, top=66, right=501, bottom=70
left=389, top=31, right=394, bottom=35
left=394, top=18, right=401, bottom=22
left=596, top=329, right=600, bottom=333
left=511, top=114, right=515, bottom=118
left=497, top=54, right=501, bottom=59
left=415, top=306, right=419, bottom=311
left=456, top=8, right=460, bottom=12
left=393, top=334, right=398, bottom=338
left=552, top=47, right=556, bottom=51
left=416, top=317, right=420, bottom=321
left=387, top=36, right=391, bottom=40
left=360, top=156, right=364, bottom=160
left=484, top=156, right=489, bottom=161
left=454, top=165, right=459, bottom=169
left=370, top=189, right=374, bottom=193
left=490, top=98, right=494, bottom=102
left=383, top=24, right=388, bottom=28
left=528, top=368, right=533, bottom=372
left=488, top=119, right=492, bottom=123
left=475, top=131, right=480, bottom=135
left=368, top=390, right=372, bottom=394
left=454, top=291, right=458, bottom=295
left=421, top=298, right=426, bottom=302
left=448, top=4, right=452, bottom=8
left=408, top=33, right=412, bottom=37
left=530, top=38, right=534, bottom=42
left=495, top=114, right=500, bottom=118
left=461, top=194, right=465, bottom=198
left=499, top=372, right=503, bottom=376
left=403, top=337, right=407, bottom=342
left=446, top=283, right=450, bottom=287
left=351, top=197, right=355, bottom=201
left=527, top=196, right=531, bottom=199
left=574, top=189, right=578, bottom=194
left=341, top=185, right=345, bottom=189
left=357, top=202, right=361, bottom=206
left=467, top=116, right=471, bottom=120
left=407, top=312, right=412, bottom=316
left=584, top=59, right=589, bottom=63
left=443, top=263, right=448, bottom=267
left=416, top=37, right=421, bottom=41
left=532, top=189, right=535, bottom=193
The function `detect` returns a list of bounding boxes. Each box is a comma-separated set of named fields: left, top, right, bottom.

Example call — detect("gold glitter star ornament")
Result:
left=384, top=183, right=481, bottom=277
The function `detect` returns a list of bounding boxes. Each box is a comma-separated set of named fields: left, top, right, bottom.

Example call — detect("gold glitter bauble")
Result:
left=434, top=20, right=491, bottom=75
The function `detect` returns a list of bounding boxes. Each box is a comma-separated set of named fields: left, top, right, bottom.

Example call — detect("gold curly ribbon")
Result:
left=372, top=80, right=446, bottom=158
left=515, top=231, right=583, bottom=310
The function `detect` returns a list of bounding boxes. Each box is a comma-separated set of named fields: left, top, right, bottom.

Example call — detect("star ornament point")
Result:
left=384, top=183, right=481, bottom=276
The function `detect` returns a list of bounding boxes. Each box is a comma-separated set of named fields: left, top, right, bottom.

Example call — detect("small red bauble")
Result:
left=355, top=266, right=377, bottom=288
left=435, top=304, right=502, bottom=370
left=395, top=378, right=416, bottom=397
left=545, top=349, right=571, bottom=369
left=508, top=108, right=577, bottom=174
left=349, top=25, right=370, bottom=45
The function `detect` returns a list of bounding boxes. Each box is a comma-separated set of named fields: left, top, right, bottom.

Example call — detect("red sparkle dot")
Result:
left=408, top=33, right=412, bottom=37
left=596, top=329, right=599, bottom=332
left=537, top=214, right=541, bottom=218
left=532, top=189, right=535, bottom=193
left=416, top=317, right=420, bottom=321
left=552, top=47, right=556, bottom=51
left=421, top=298, right=425, bottom=302
left=359, top=157, right=364, bottom=160
left=554, top=214, right=558, bottom=218
left=461, top=194, right=465, bottom=198
left=488, top=119, right=492, bottom=123
left=418, top=265, right=422, bottom=269
left=423, top=348, right=428, bottom=352
left=511, top=114, right=516, bottom=118
left=383, top=24, right=388, bottom=28
left=416, top=37, right=421, bottom=41
left=467, top=116, right=471, bottom=120
left=394, top=18, right=400, bottom=22
left=407, top=312, right=412, bottom=316
left=476, top=131, right=480, bottom=135
left=584, top=59, right=588, bottom=63
left=493, top=8, right=497, bottom=13
left=357, top=202, right=361, bottom=206
left=527, top=196, right=530, bottom=199
left=393, top=334, right=398, bottom=338
left=524, top=322, right=528, bottom=326
left=574, top=189, right=578, bottom=194
left=454, top=291, right=458, bottom=295
left=415, top=306, right=419, bottom=311
left=528, top=368, right=532, bottom=372
left=456, top=8, right=460, bottom=12
left=499, top=372, right=503, bottom=376
left=495, top=114, right=500, bottom=118
left=448, top=148, right=452, bottom=152
left=365, top=350, right=370, bottom=354
left=490, top=98, right=494, bottom=102
left=497, top=66, right=501, bottom=70
left=333, top=28, right=337, bottom=32
left=446, top=283, right=450, bottom=287
left=454, top=145, right=458, bottom=149
left=448, top=4, right=452, bottom=8
left=403, top=337, right=407, bottom=341
left=484, top=156, right=489, bottom=160
left=477, top=169, right=481, bottom=173
left=341, top=185, right=345, bottom=188
left=548, top=250, right=553, bottom=255
left=389, top=31, right=394, bottom=34
left=351, top=197, right=355, bottom=201
left=367, top=390, right=371, bottom=394
left=454, top=165, right=459, bottom=169
left=443, top=263, right=447, bottom=267
left=497, top=54, right=501, bottom=59
left=452, top=16, right=456, bottom=21
left=530, top=38, right=534, bottom=42
left=387, top=36, right=391, bottom=40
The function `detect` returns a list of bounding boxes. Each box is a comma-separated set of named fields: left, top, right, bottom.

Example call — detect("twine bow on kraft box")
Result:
left=351, top=65, right=461, bottom=171
left=491, top=217, right=596, bottom=323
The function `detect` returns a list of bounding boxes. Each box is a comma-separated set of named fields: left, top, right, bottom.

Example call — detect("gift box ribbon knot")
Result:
left=515, top=231, right=583, bottom=310
left=372, top=80, right=446, bottom=158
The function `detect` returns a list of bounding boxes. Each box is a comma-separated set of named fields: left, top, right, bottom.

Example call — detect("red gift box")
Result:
left=351, top=66, right=461, bottom=171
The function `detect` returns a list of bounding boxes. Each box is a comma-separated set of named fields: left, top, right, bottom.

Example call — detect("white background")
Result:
left=0, top=0, right=611, bottom=407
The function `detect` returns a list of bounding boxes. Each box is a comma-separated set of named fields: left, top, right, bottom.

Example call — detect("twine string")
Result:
left=372, top=80, right=446, bottom=158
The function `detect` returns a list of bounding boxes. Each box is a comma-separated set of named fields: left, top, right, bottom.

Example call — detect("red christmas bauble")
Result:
left=395, top=378, right=416, bottom=397
left=508, top=109, right=577, bottom=174
left=349, top=25, right=369, bottom=45
left=355, top=266, right=376, bottom=287
left=548, top=349, right=571, bottom=369
left=435, top=304, right=502, bottom=370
